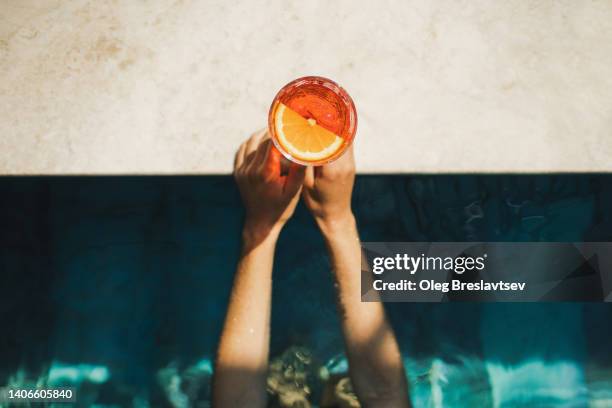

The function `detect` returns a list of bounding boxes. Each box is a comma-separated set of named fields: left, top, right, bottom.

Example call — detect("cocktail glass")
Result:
left=268, top=76, right=357, bottom=166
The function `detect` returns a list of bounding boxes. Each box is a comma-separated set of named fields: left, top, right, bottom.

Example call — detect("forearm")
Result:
left=319, top=214, right=410, bottom=407
left=213, top=226, right=279, bottom=408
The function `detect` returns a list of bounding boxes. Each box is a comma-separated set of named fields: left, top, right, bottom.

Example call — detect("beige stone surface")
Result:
left=1, top=0, right=611, bottom=174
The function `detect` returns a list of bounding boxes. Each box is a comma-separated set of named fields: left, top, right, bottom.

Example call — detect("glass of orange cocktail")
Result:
left=268, top=76, right=357, bottom=166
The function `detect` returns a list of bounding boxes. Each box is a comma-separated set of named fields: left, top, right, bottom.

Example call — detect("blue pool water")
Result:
left=1, top=175, right=611, bottom=407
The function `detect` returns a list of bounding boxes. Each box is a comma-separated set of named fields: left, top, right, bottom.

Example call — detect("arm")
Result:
left=213, top=131, right=305, bottom=408
left=302, top=148, right=411, bottom=407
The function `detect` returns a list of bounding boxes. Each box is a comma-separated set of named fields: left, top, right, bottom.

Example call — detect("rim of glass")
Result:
left=268, top=76, right=357, bottom=166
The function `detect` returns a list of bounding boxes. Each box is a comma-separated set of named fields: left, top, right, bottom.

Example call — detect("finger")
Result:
left=320, top=144, right=355, bottom=177
left=345, top=143, right=355, bottom=162
left=304, top=165, right=315, bottom=188
left=234, top=142, right=247, bottom=171
left=263, top=143, right=283, bottom=179
left=241, top=131, right=266, bottom=175
left=253, top=134, right=272, bottom=169
left=279, top=156, right=293, bottom=177
left=284, top=162, right=306, bottom=194
left=334, top=144, right=355, bottom=169
left=245, top=129, right=267, bottom=160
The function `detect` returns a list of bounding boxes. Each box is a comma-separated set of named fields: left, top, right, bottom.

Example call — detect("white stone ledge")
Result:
left=1, top=0, right=611, bottom=175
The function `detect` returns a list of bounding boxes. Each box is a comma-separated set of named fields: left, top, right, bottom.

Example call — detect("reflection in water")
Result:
left=5, top=356, right=611, bottom=407
left=486, top=360, right=586, bottom=406
left=48, top=362, right=110, bottom=385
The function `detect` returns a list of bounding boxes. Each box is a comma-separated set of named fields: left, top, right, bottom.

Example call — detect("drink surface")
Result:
left=269, top=77, right=357, bottom=166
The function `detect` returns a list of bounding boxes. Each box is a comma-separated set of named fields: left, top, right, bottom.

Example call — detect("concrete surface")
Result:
left=1, top=0, right=611, bottom=174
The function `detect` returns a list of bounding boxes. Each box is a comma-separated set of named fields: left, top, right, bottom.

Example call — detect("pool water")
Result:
left=1, top=175, right=611, bottom=407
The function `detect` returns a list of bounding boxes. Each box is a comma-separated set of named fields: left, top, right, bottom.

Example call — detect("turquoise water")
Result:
left=1, top=175, right=611, bottom=407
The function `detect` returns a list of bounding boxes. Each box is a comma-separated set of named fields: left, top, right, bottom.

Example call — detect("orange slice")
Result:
left=274, top=103, right=343, bottom=162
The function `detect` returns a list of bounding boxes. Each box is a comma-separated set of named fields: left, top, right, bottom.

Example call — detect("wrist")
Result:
left=242, top=219, right=282, bottom=249
left=315, top=211, right=357, bottom=239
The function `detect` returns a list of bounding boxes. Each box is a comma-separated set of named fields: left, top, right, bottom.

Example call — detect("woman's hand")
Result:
left=302, top=146, right=356, bottom=232
left=234, top=130, right=305, bottom=244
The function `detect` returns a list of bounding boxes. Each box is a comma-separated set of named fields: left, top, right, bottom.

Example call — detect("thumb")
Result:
left=303, top=165, right=315, bottom=189
left=284, top=163, right=306, bottom=194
